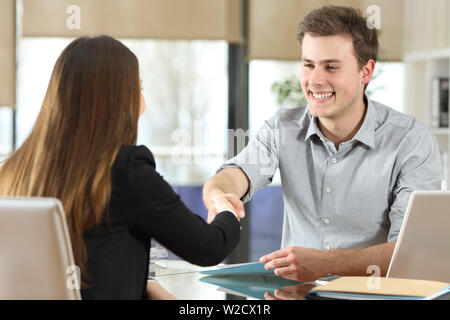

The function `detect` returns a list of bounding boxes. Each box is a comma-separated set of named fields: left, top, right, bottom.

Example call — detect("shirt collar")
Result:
left=304, top=96, right=377, bottom=149
left=305, top=113, right=325, bottom=142
left=352, top=98, right=376, bottom=149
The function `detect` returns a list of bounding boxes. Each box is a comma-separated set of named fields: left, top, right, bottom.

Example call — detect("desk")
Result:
left=150, top=260, right=315, bottom=300
left=151, top=260, right=239, bottom=300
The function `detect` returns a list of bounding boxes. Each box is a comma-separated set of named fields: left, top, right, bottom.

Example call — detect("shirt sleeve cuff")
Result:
left=221, top=209, right=238, bottom=220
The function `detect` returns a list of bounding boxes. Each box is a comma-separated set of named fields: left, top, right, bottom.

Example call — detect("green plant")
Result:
left=271, top=76, right=307, bottom=108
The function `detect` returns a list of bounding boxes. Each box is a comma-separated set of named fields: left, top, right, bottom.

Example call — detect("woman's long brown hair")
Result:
left=0, top=35, right=140, bottom=285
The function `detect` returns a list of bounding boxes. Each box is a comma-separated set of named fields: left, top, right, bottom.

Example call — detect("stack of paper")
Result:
left=307, top=277, right=450, bottom=300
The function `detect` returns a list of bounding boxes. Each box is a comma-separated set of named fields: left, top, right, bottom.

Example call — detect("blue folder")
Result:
left=199, top=263, right=304, bottom=299
left=199, top=262, right=275, bottom=276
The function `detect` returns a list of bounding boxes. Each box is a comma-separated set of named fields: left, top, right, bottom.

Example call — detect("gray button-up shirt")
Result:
left=218, top=99, right=443, bottom=250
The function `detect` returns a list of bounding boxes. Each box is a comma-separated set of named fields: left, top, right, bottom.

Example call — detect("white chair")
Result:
left=0, top=197, right=80, bottom=299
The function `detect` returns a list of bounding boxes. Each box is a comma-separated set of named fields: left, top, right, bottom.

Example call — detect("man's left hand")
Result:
left=264, top=283, right=316, bottom=300
left=260, top=246, right=330, bottom=282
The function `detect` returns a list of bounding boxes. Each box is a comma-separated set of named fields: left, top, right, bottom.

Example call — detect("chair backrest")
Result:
left=0, top=197, right=81, bottom=299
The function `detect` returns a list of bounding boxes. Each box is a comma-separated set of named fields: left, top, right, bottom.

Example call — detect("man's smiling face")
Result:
left=300, top=33, right=369, bottom=121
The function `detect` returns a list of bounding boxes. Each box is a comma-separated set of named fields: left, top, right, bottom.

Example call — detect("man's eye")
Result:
left=303, top=64, right=314, bottom=68
left=327, top=65, right=339, bottom=70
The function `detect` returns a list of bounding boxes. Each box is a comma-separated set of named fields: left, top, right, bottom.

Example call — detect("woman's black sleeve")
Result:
left=119, top=146, right=241, bottom=266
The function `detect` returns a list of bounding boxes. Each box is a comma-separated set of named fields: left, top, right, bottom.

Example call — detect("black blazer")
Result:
left=81, top=145, right=240, bottom=299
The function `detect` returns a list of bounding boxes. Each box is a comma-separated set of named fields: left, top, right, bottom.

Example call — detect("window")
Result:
left=16, top=38, right=73, bottom=146
left=123, top=40, right=228, bottom=186
left=367, top=62, right=404, bottom=112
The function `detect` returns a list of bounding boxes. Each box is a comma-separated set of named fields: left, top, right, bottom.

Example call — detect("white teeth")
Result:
left=312, top=92, right=334, bottom=99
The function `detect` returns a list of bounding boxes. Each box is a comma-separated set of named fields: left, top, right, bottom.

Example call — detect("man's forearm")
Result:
left=327, top=242, right=396, bottom=277
left=202, top=168, right=249, bottom=209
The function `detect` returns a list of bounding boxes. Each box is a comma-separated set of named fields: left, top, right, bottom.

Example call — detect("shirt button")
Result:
left=324, top=218, right=330, bottom=224
left=331, top=158, right=337, bottom=164
left=326, top=187, right=332, bottom=193
left=325, top=244, right=332, bottom=250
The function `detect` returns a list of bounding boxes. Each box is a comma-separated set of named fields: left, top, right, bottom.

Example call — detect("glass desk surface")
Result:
left=150, top=260, right=316, bottom=300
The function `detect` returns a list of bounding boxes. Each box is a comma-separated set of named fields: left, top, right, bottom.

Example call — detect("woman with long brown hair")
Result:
left=0, top=35, right=241, bottom=299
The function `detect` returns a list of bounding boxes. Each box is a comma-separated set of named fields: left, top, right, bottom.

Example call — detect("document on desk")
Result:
left=306, top=276, right=450, bottom=300
left=199, top=262, right=310, bottom=299
left=199, top=262, right=274, bottom=276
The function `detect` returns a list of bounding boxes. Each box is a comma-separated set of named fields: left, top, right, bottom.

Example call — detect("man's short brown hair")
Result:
left=297, top=5, right=379, bottom=69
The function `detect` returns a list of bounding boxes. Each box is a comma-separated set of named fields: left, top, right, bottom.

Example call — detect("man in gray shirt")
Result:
left=203, top=6, right=443, bottom=282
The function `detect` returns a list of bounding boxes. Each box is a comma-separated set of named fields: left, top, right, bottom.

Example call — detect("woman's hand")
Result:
left=207, top=192, right=245, bottom=223
left=146, top=281, right=176, bottom=300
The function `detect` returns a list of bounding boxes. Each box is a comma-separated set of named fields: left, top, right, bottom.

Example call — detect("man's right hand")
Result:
left=207, top=192, right=245, bottom=224
left=203, top=168, right=250, bottom=223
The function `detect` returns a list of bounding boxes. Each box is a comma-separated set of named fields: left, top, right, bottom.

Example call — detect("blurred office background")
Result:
left=0, top=0, right=448, bottom=263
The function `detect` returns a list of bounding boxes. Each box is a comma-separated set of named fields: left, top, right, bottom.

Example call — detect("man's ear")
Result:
left=361, top=59, right=376, bottom=86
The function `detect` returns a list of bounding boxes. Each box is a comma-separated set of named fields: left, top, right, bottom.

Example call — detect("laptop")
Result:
left=0, top=197, right=81, bottom=299
left=387, top=191, right=450, bottom=283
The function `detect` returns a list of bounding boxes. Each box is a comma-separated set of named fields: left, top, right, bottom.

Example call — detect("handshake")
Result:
left=204, top=190, right=246, bottom=224
left=202, top=168, right=250, bottom=223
